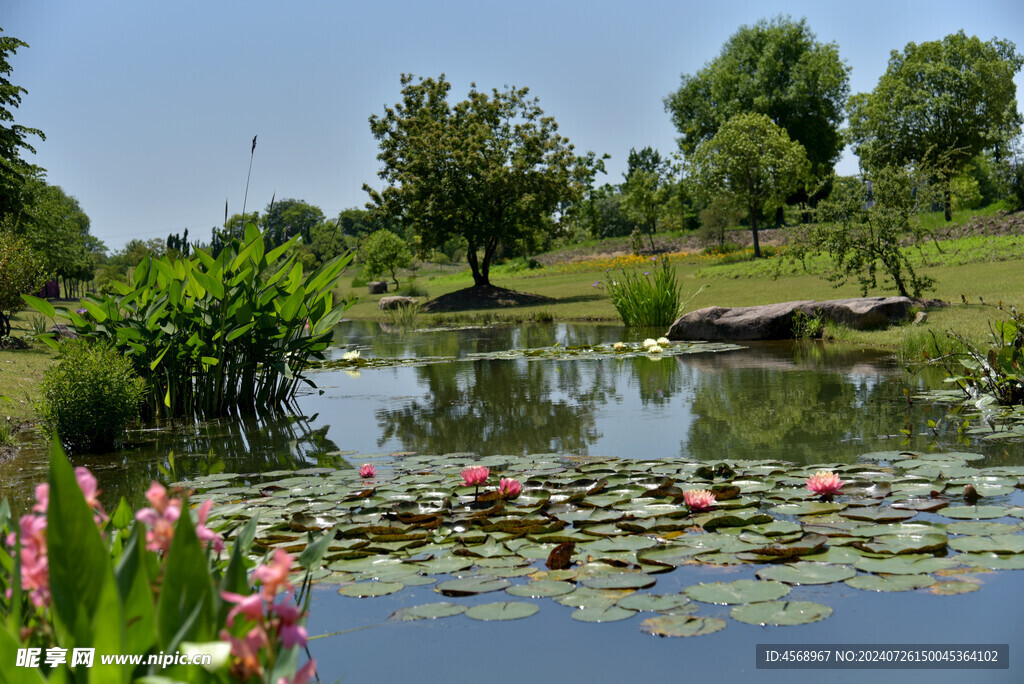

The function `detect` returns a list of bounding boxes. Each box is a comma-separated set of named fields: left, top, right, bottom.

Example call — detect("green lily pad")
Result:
left=945, top=521, right=1021, bottom=536
left=435, top=576, right=511, bottom=596
left=555, top=587, right=629, bottom=609
left=639, top=615, right=727, bottom=637
left=616, top=593, right=695, bottom=613
left=769, top=502, right=847, bottom=516
left=684, top=579, right=790, bottom=605
left=854, top=556, right=954, bottom=575
left=959, top=553, right=1024, bottom=570
left=505, top=580, right=575, bottom=598
left=949, top=534, right=1024, bottom=554
left=852, top=531, right=948, bottom=555
left=570, top=605, right=637, bottom=623
left=390, top=602, right=467, bottom=621
left=337, top=581, right=404, bottom=597
left=755, top=562, right=857, bottom=585
left=729, top=601, right=833, bottom=626
left=845, top=574, right=936, bottom=591
left=840, top=507, right=918, bottom=523
left=465, top=601, right=539, bottom=621
left=940, top=506, right=1013, bottom=520
left=581, top=573, right=657, bottom=590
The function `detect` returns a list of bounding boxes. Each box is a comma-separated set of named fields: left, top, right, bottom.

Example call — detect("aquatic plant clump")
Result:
left=24, top=223, right=354, bottom=419
left=605, top=258, right=698, bottom=328
left=190, top=448, right=1024, bottom=638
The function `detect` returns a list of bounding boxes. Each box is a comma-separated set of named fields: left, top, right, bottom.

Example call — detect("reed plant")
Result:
left=605, top=258, right=698, bottom=328
left=25, top=223, right=353, bottom=419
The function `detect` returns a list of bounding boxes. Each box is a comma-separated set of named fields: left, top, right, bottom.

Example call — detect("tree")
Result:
left=18, top=178, right=95, bottom=295
left=0, top=220, right=48, bottom=337
left=620, top=147, right=673, bottom=251
left=847, top=31, right=1024, bottom=220
left=261, top=198, right=325, bottom=248
left=362, top=229, right=411, bottom=286
left=366, top=74, right=601, bottom=288
left=689, top=113, right=809, bottom=257
left=0, top=29, right=45, bottom=220
left=664, top=16, right=849, bottom=182
left=796, top=165, right=940, bottom=298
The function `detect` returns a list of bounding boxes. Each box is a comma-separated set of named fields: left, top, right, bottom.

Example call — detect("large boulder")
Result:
left=378, top=296, right=418, bottom=311
left=368, top=281, right=388, bottom=294
left=666, top=297, right=914, bottom=341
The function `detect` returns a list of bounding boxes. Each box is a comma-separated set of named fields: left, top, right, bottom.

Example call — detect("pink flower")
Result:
left=136, top=482, right=182, bottom=553
left=806, top=471, right=844, bottom=497
left=682, top=489, right=716, bottom=513
left=195, top=499, right=225, bottom=553
left=16, top=515, right=50, bottom=608
left=461, top=466, right=489, bottom=487
left=498, top=478, right=521, bottom=498
left=359, top=464, right=376, bottom=478
left=270, top=601, right=308, bottom=648
left=221, top=626, right=268, bottom=681
left=221, top=590, right=264, bottom=626
left=253, top=548, right=295, bottom=600
left=32, top=483, right=49, bottom=514
left=74, top=467, right=105, bottom=517
left=280, top=659, right=317, bottom=684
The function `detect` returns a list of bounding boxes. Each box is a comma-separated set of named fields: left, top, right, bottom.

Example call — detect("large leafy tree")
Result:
left=366, top=74, right=601, bottom=288
left=261, top=198, right=325, bottom=248
left=0, top=29, right=45, bottom=220
left=689, top=113, right=809, bottom=257
left=664, top=16, right=849, bottom=182
left=847, top=31, right=1024, bottom=220
left=0, top=221, right=48, bottom=337
left=362, top=229, right=412, bottom=287
left=19, top=178, right=97, bottom=295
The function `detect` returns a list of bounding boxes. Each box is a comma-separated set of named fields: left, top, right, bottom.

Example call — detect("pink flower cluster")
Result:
left=5, top=468, right=108, bottom=608
left=219, top=548, right=315, bottom=683
left=135, top=482, right=224, bottom=554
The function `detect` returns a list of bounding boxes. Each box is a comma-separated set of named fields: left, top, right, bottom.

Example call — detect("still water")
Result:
left=3, top=321, right=1020, bottom=511
left=4, top=322, right=1023, bottom=683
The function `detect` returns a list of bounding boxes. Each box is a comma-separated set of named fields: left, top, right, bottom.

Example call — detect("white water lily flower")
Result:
left=342, top=350, right=361, bottom=361
left=612, top=342, right=626, bottom=350
left=648, top=344, right=663, bottom=353
left=642, top=338, right=657, bottom=348
left=657, top=337, right=670, bottom=346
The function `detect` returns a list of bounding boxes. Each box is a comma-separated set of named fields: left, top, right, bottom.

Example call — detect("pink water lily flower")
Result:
left=461, top=466, right=489, bottom=487
left=806, top=471, right=844, bottom=497
left=498, top=478, right=522, bottom=498
left=359, top=464, right=376, bottom=478
left=682, top=489, right=716, bottom=513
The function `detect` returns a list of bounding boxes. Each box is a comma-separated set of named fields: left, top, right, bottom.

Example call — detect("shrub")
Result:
left=791, top=310, right=824, bottom=339
left=0, top=222, right=50, bottom=338
left=37, top=339, right=145, bottom=453
left=362, top=229, right=412, bottom=286
left=25, top=223, right=353, bottom=419
left=605, top=258, right=698, bottom=328
left=0, top=442, right=320, bottom=682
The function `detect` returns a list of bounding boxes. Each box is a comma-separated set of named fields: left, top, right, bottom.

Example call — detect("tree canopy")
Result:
left=0, top=221, right=48, bottom=337
left=664, top=16, right=849, bottom=181
left=261, top=198, right=325, bottom=247
left=366, top=74, right=602, bottom=288
left=689, top=113, right=808, bottom=257
left=362, top=229, right=412, bottom=286
left=0, top=29, right=45, bottom=220
left=847, top=30, right=1023, bottom=220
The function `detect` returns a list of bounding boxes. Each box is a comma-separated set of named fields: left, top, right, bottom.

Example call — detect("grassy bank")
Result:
left=1, top=311, right=55, bottom=424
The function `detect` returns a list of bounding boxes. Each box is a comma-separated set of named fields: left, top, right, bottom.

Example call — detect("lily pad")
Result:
left=684, top=579, right=790, bottom=605
left=639, top=615, right=727, bottom=637
left=616, top=593, right=694, bottom=613
left=840, top=507, right=918, bottom=523
left=854, top=556, right=954, bottom=575
left=949, top=534, right=1024, bottom=554
left=337, top=581, right=404, bottom=597
left=940, top=505, right=1013, bottom=520
left=465, top=601, right=539, bottom=621
left=435, top=576, right=511, bottom=596
left=755, top=562, right=857, bottom=585
left=581, top=573, right=657, bottom=590
left=769, top=502, right=847, bottom=516
left=505, top=580, right=575, bottom=598
left=928, top=581, right=980, bottom=595
left=845, top=574, right=936, bottom=592
left=390, top=602, right=467, bottom=621
left=729, top=601, right=833, bottom=626
left=570, top=605, right=637, bottom=623
left=959, top=553, right=1024, bottom=570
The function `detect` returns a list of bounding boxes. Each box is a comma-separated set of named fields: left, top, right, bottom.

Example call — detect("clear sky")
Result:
left=3, top=0, right=1023, bottom=251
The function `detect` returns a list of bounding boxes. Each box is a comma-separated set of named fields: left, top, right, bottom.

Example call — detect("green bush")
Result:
left=396, top=279, right=428, bottom=297
left=37, top=339, right=146, bottom=453
left=606, top=258, right=697, bottom=328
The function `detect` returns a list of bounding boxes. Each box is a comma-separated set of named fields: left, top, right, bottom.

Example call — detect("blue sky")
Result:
left=3, top=0, right=1023, bottom=251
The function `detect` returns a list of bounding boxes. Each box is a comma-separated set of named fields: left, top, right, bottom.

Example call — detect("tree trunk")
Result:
left=944, top=181, right=953, bottom=222
left=0, top=313, right=10, bottom=338
left=750, top=209, right=761, bottom=259
left=466, top=242, right=488, bottom=287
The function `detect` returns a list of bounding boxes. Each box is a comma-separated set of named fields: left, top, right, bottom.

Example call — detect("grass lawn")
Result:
left=1, top=312, right=55, bottom=424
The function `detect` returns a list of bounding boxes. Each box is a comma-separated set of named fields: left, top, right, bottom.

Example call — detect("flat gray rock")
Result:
left=666, top=297, right=913, bottom=341
left=378, top=296, right=418, bottom=310
left=368, top=281, right=388, bottom=294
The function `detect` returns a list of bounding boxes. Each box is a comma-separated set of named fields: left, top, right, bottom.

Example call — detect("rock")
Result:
left=50, top=324, right=79, bottom=340
left=666, top=297, right=914, bottom=341
left=368, top=281, right=388, bottom=294
left=378, top=296, right=418, bottom=311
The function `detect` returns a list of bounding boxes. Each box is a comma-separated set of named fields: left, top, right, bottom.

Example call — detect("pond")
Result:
left=4, top=321, right=1023, bottom=683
